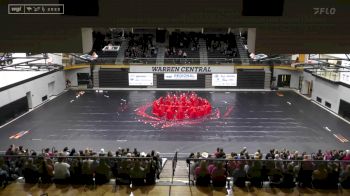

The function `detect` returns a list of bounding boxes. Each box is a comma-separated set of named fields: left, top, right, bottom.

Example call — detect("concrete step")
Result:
left=173, top=160, right=189, bottom=178
left=159, top=159, right=172, bottom=178
left=156, top=45, right=165, bottom=65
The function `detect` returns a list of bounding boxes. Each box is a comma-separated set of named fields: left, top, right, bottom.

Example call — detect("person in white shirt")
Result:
left=54, top=157, right=70, bottom=180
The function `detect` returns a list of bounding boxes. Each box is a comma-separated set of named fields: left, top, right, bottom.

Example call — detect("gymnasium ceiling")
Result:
left=0, top=0, right=350, bottom=53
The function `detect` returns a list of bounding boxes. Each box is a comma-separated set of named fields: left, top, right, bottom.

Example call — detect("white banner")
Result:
left=212, top=74, right=238, bottom=86
left=340, top=71, right=350, bottom=85
left=342, top=60, right=350, bottom=67
left=130, top=65, right=234, bottom=73
left=164, top=73, right=197, bottom=80
left=128, top=73, right=153, bottom=86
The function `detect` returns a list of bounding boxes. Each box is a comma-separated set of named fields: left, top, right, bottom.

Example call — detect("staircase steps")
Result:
left=115, top=38, right=129, bottom=64
left=199, top=38, right=208, bottom=65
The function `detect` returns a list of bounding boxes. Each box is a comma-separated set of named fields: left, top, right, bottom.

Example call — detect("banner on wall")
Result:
left=340, top=71, right=350, bottom=85
left=342, top=60, right=350, bottom=67
left=128, top=73, right=153, bottom=86
left=164, top=73, right=197, bottom=80
left=130, top=65, right=234, bottom=73
left=212, top=74, right=237, bottom=86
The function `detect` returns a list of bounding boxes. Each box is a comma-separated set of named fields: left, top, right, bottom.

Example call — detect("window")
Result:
left=325, top=101, right=331, bottom=108
left=316, top=97, right=322, bottom=103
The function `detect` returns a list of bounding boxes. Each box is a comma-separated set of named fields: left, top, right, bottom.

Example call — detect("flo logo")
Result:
left=313, top=8, right=336, bottom=15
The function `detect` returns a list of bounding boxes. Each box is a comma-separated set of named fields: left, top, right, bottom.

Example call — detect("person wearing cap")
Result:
left=99, top=148, right=106, bottom=156
left=201, top=152, right=209, bottom=159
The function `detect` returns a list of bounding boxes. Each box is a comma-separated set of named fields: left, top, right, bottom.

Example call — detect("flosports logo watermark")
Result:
left=313, top=8, right=336, bottom=15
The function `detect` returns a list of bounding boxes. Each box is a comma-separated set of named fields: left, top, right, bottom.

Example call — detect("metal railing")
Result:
left=171, top=151, right=178, bottom=184
left=67, top=54, right=296, bottom=66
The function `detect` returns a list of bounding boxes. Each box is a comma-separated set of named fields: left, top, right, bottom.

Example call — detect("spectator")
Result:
left=195, top=160, right=210, bottom=186
left=130, top=160, right=146, bottom=185
left=312, top=163, right=328, bottom=188
left=232, top=163, right=247, bottom=187
left=247, top=160, right=262, bottom=188
left=39, top=158, right=54, bottom=183
left=340, top=165, right=350, bottom=189
left=81, top=157, right=94, bottom=185
left=0, top=158, right=9, bottom=187
left=95, top=158, right=111, bottom=185
left=69, top=158, right=82, bottom=184
left=298, top=155, right=314, bottom=188
left=209, top=162, right=225, bottom=187
left=54, top=156, right=70, bottom=183
left=23, top=158, right=39, bottom=184
left=280, top=163, right=296, bottom=188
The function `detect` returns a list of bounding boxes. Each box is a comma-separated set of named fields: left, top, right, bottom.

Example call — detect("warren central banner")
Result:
left=130, top=65, right=234, bottom=73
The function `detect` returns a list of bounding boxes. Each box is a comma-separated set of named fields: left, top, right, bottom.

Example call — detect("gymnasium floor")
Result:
left=0, top=90, right=349, bottom=156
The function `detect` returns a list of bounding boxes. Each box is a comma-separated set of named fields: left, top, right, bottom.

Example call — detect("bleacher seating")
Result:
left=0, top=145, right=163, bottom=188
left=186, top=147, right=350, bottom=189
left=167, top=32, right=200, bottom=59
left=205, top=33, right=238, bottom=64
left=124, top=33, right=157, bottom=59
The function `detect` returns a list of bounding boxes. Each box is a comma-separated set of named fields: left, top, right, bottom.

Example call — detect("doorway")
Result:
left=26, top=92, right=33, bottom=109
left=306, top=80, right=313, bottom=97
left=339, top=100, right=350, bottom=121
left=277, top=75, right=291, bottom=87
left=48, top=81, right=55, bottom=97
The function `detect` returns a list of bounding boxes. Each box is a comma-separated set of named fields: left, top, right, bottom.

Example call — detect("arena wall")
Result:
left=0, top=71, right=66, bottom=108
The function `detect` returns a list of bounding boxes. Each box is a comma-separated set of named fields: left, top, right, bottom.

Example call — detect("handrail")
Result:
left=67, top=54, right=296, bottom=66
left=0, top=154, right=154, bottom=160
left=186, top=157, right=350, bottom=162
left=171, top=151, right=178, bottom=184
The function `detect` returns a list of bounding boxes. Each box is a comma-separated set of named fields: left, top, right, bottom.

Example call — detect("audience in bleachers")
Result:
left=166, top=32, right=200, bottom=59
left=205, top=33, right=238, bottom=59
left=187, top=147, right=350, bottom=189
left=79, top=30, right=244, bottom=66
left=0, top=145, right=162, bottom=187
left=124, top=33, right=157, bottom=59
left=3, top=144, right=350, bottom=190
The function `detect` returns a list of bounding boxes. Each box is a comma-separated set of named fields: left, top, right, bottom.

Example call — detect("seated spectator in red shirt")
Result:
left=195, top=160, right=210, bottom=186
left=195, top=160, right=209, bottom=177
left=211, top=162, right=227, bottom=186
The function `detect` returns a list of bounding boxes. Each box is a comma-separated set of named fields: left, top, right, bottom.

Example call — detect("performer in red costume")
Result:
left=176, top=107, right=185, bottom=120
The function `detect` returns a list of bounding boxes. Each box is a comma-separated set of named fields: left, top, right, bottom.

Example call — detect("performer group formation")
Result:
left=152, top=92, right=212, bottom=120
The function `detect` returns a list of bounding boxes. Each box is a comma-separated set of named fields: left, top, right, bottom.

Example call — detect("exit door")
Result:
left=277, top=75, right=291, bottom=87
